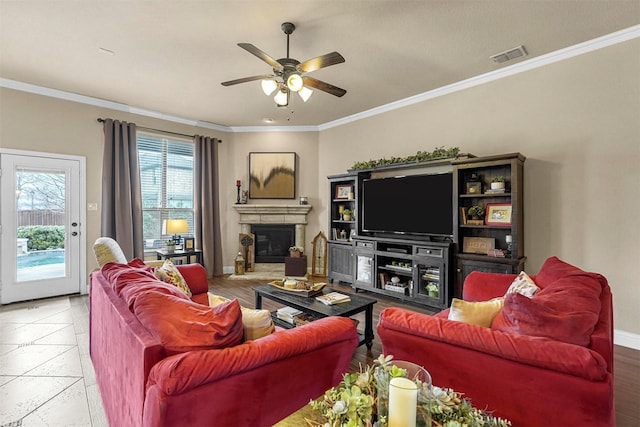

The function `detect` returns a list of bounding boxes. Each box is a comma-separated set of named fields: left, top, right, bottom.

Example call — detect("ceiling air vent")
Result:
left=490, top=45, right=527, bottom=64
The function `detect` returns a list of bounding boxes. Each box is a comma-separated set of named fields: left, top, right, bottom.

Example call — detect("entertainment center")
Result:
left=328, top=152, right=525, bottom=310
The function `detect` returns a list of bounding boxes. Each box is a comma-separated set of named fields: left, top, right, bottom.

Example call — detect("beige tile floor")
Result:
left=0, top=295, right=107, bottom=427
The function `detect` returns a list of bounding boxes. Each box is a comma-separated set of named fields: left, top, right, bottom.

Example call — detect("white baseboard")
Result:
left=614, top=329, right=640, bottom=350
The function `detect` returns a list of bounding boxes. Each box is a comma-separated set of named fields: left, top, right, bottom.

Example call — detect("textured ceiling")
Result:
left=1, top=1, right=638, bottom=128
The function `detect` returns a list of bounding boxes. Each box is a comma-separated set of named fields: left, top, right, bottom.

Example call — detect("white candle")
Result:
left=505, top=234, right=513, bottom=243
left=388, top=377, right=417, bottom=427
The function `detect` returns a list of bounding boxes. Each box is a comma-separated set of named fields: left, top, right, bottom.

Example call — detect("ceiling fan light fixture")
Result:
left=274, top=88, right=289, bottom=106
left=286, top=73, right=304, bottom=92
left=261, top=79, right=278, bottom=96
left=298, top=86, right=313, bottom=102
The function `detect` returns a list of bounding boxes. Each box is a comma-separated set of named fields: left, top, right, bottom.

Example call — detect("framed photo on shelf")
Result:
left=183, top=237, right=195, bottom=250
left=485, top=203, right=512, bottom=226
left=335, top=184, right=352, bottom=199
left=466, top=182, right=482, bottom=194
left=462, top=237, right=495, bottom=254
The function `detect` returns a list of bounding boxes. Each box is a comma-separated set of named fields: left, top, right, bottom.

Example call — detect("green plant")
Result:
left=17, top=226, right=65, bottom=251
left=492, top=176, right=506, bottom=182
left=426, top=282, right=439, bottom=293
left=165, top=239, right=176, bottom=246
left=342, top=209, right=352, bottom=216
left=350, top=147, right=461, bottom=171
left=467, top=206, right=485, bottom=218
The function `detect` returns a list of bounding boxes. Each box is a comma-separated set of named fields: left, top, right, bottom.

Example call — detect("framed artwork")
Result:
left=335, top=184, right=352, bottom=199
left=462, top=237, right=495, bottom=254
left=183, top=237, right=195, bottom=250
left=485, top=203, right=512, bottom=226
left=248, top=152, right=296, bottom=199
left=466, top=182, right=482, bottom=194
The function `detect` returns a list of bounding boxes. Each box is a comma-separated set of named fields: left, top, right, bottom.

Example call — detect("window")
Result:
left=138, top=133, right=194, bottom=251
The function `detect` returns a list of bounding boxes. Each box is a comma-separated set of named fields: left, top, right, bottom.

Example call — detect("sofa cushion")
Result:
left=208, top=293, right=275, bottom=340
left=505, top=271, right=539, bottom=298
left=448, top=297, right=504, bottom=327
left=100, top=258, right=158, bottom=295
left=154, top=259, right=192, bottom=298
left=119, top=278, right=189, bottom=311
left=133, top=291, right=243, bottom=355
left=492, top=274, right=602, bottom=347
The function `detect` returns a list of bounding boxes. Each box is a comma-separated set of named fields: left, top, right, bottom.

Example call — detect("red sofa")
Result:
left=378, top=256, right=614, bottom=426
left=90, top=259, right=358, bottom=427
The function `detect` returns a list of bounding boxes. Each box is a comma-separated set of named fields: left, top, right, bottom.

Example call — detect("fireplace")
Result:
left=252, top=224, right=295, bottom=263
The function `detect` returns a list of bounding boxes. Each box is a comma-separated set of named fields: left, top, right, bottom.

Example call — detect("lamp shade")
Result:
left=274, top=89, right=289, bottom=106
left=163, top=219, right=188, bottom=235
left=298, top=86, right=313, bottom=102
left=286, top=73, right=304, bottom=92
left=261, top=79, right=277, bottom=96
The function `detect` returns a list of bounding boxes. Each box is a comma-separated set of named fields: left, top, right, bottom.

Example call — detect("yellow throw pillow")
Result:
left=154, top=259, right=192, bottom=298
left=208, top=293, right=275, bottom=340
left=448, top=297, right=505, bottom=328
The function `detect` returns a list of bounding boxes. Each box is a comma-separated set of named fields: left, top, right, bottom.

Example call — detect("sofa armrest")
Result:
left=378, top=307, right=608, bottom=380
left=147, top=316, right=358, bottom=394
left=462, top=271, right=516, bottom=301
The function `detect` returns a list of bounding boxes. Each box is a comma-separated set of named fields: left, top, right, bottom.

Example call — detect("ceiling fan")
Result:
left=221, top=22, right=346, bottom=106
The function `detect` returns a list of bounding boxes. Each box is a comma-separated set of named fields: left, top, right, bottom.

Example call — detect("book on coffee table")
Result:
left=316, top=292, right=351, bottom=305
left=276, top=306, right=303, bottom=324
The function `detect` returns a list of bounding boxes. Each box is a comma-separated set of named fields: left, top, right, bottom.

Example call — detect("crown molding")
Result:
left=2, top=25, right=638, bottom=134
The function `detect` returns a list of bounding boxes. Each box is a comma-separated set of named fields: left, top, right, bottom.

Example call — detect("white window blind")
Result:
left=137, top=133, right=194, bottom=249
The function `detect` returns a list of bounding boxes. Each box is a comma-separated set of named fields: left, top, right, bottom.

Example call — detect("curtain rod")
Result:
left=96, top=118, right=222, bottom=143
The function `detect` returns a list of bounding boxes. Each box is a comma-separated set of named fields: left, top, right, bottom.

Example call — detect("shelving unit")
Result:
left=327, top=172, right=368, bottom=284
left=352, top=237, right=452, bottom=310
left=452, top=153, right=526, bottom=297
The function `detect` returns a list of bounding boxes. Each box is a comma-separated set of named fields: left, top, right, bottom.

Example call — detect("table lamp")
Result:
left=163, top=219, right=189, bottom=247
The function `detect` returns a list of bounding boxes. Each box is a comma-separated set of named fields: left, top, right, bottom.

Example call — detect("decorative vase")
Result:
left=343, top=213, right=352, bottom=221
left=375, top=360, right=432, bottom=427
left=289, top=250, right=302, bottom=258
left=166, top=245, right=175, bottom=253
left=491, top=182, right=505, bottom=190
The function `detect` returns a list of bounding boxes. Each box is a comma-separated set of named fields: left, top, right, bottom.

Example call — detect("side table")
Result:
left=155, top=249, right=203, bottom=265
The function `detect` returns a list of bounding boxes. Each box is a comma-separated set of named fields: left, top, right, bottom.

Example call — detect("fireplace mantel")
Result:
left=233, top=204, right=313, bottom=250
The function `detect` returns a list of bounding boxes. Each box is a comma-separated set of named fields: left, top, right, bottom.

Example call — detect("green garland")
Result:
left=309, top=355, right=511, bottom=427
left=350, top=147, right=461, bottom=171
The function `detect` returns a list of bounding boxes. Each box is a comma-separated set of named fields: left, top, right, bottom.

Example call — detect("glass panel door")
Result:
left=1, top=152, right=84, bottom=304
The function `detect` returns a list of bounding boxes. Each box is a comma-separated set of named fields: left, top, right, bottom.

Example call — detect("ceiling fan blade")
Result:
left=238, top=43, right=283, bottom=70
left=302, top=76, right=347, bottom=97
left=298, top=52, right=345, bottom=73
left=221, top=74, right=275, bottom=86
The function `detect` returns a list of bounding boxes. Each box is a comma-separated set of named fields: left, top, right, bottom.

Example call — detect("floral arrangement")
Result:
left=308, top=355, right=511, bottom=427
left=289, top=246, right=304, bottom=252
left=426, top=282, right=439, bottom=294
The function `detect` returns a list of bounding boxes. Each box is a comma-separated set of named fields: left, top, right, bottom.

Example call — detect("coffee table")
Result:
left=253, top=284, right=377, bottom=349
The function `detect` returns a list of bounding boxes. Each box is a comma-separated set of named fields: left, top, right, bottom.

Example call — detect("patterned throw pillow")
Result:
left=208, top=293, right=275, bottom=340
left=505, top=271, right=540, bottom=298
left=154, top=259, right=192, bottom=298
left=447, top=297, right=505, bottom=327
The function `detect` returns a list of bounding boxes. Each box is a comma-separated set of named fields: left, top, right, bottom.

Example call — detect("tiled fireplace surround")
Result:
left=233, top=204, right=313, bottom=266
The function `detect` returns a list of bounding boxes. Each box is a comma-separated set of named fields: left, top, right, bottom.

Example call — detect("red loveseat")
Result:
left=90, top=259, right=358, bottom=427
left=378, top=256, right=614, bottom=426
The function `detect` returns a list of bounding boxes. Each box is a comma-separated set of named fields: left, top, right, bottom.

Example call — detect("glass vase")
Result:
left=375, top=360, right=432, bottom=427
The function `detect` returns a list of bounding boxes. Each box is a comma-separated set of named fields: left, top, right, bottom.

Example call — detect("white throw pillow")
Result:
left=505, top=271, right=540, bottom=298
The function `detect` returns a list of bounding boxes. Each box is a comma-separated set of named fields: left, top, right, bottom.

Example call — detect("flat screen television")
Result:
left=362, top=173, right=453, bottom=238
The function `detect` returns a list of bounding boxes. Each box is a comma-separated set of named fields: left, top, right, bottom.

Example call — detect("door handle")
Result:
left=71, top=222, right=78, bottom=227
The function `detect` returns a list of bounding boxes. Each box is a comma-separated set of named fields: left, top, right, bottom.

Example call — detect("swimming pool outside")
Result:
left=16, top=249, right=65, bottom=281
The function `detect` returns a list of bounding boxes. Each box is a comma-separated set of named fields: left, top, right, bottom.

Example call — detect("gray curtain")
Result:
left=194, top=135, right=223, bottom=276
left=101, top=119, right=144, bottom=259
